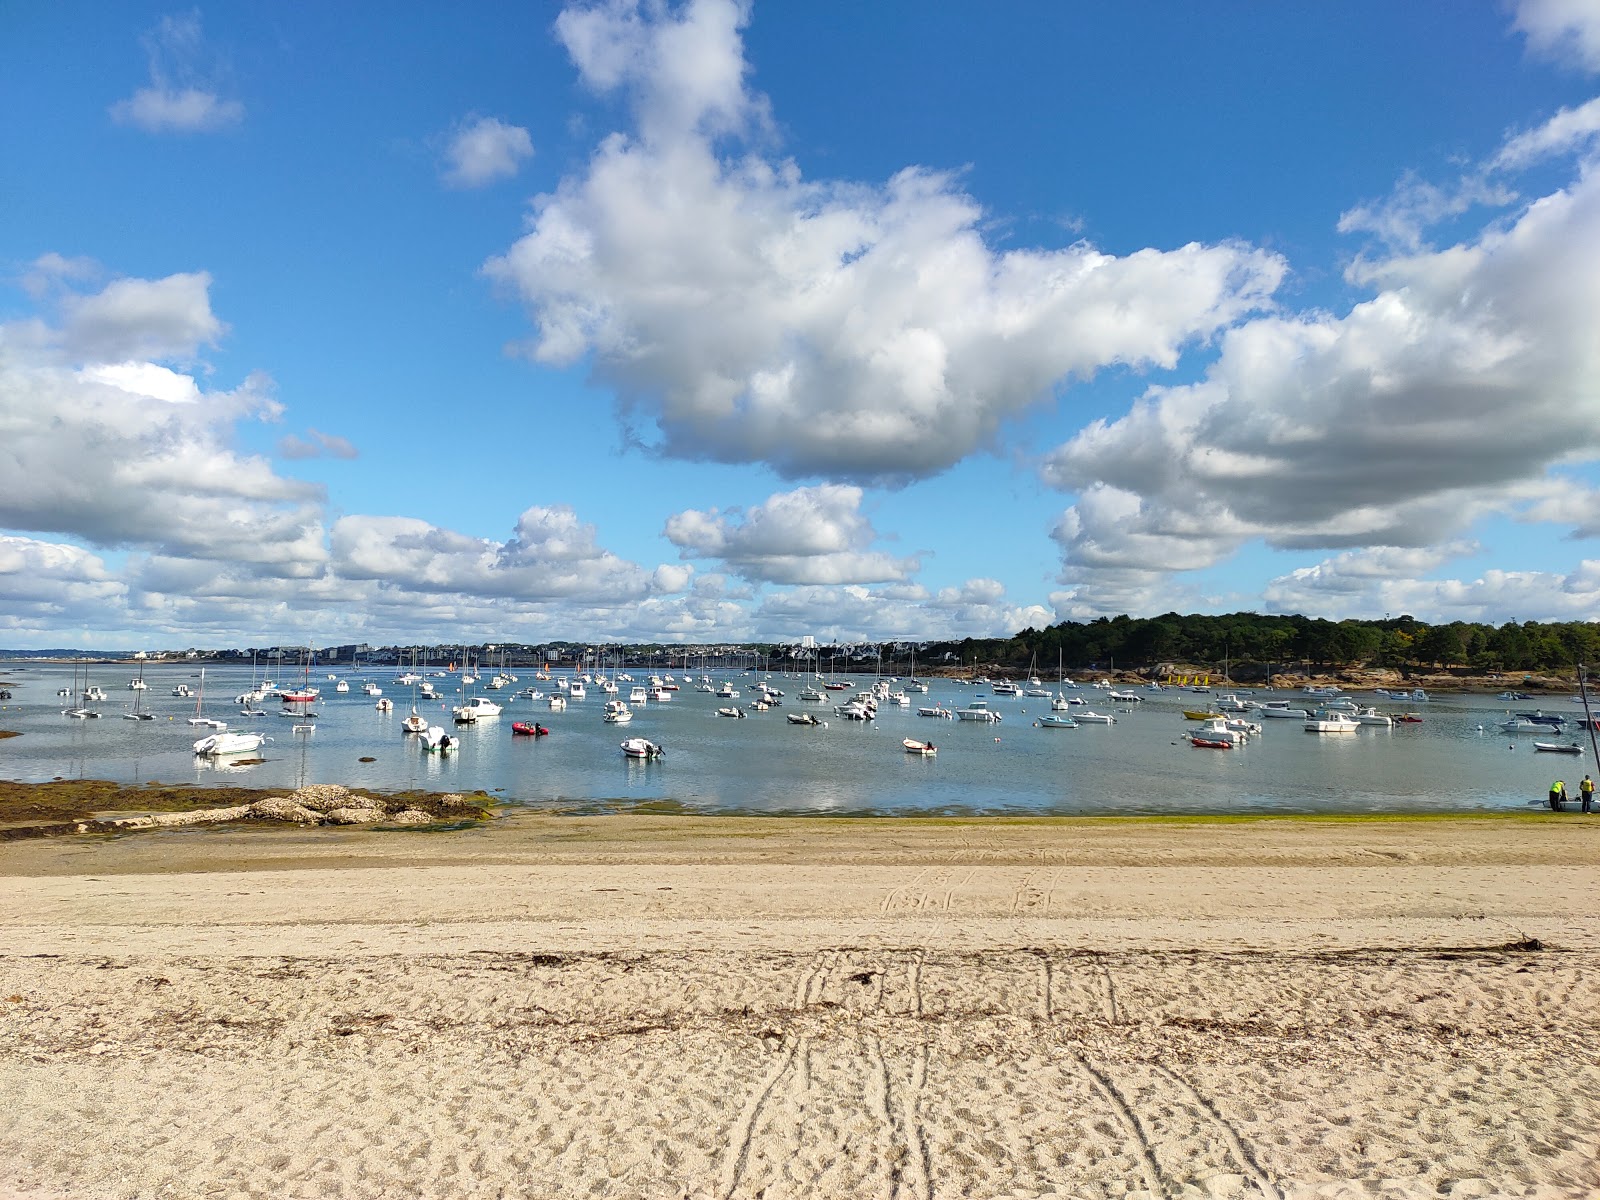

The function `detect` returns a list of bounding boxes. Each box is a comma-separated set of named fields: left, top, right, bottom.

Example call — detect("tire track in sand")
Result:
left=864, top=1032, right=933, bottom=1200
left=1063, top=1047, right=1168, bottom=1199
left=717, top=1034, right=801, bottom=1200
left=1152, top=1065, right=1281, bottom=1199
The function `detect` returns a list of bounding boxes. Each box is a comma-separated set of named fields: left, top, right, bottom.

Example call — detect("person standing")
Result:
left=1582, top=775, right=1595, bottom=814
left=1549, top=780, right=1568, bottom=811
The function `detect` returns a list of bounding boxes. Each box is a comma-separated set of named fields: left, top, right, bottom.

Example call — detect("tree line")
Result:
left=919, top=614, right=1600, bottom=676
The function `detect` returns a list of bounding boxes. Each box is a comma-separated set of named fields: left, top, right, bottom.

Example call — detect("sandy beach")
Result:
left=3, top=809, right=1599, bottom=1199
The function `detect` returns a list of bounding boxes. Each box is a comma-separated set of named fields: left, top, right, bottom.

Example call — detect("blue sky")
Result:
left=4, top=1, right=1600, bottom=649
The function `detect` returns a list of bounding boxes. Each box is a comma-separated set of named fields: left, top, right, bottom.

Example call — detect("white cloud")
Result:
left=486, top=0, right=1284, bottom=483
left=1514, top=0, right=1600, bottom=72
left=0, top=272, right=322, bottom=571
left=441, top=116, right=534, bottom=188
left=1266, top=552, right=1600, bottom=624
left=330, top=505, right=659, bottom=602
left=1492, top=95, right=1600, bottom=169
left=61, top=272, right=226, bottom=363
left=108, top=14, right=244, bottom=134
left=754, top=576, right=1047, bottom=643
left=664, top=484, right=918, bottom=583
left=1044, top=140, right=1600, bottom=601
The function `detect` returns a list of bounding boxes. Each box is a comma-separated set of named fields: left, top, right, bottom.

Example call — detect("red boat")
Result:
left=512, top=722, right=549, bottom=737
left=1190, top=737, right=1232, bottom=749
left=1393, top=713, right=1423, bottom=723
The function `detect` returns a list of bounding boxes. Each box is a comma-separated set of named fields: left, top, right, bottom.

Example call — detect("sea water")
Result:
left=0, top=664, right=1589, bottom=815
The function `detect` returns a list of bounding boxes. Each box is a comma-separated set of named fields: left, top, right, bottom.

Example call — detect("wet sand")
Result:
left=3, top=812, right=1599, bottom=1198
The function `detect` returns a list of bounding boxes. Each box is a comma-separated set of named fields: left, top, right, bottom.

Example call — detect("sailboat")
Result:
left=62, top=664, right=98, bottom=718
left=123, top=667, right=154, bottom=721
left=187, top=668, right=227, bottom=729
left=402, top=665, right=428, bottom=734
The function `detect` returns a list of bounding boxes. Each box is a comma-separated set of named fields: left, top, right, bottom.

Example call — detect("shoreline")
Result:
left=4, top=809, right=1599, bottom=1197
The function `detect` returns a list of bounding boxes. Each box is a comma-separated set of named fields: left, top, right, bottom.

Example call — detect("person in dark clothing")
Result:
left=1581, top=775, right=1595, bottom=814
left=1549, top=780, right=1568, bottom=811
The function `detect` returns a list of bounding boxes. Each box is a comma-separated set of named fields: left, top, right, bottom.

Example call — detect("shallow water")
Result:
left=2, top=664, right=1593, bottom=815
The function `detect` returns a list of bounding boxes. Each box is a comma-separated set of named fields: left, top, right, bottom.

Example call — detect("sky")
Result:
left=4, top=1, right=1600, bottom=650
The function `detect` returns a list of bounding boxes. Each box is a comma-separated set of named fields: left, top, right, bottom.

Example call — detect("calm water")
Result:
left=1, top=663, right=1592, bottom=815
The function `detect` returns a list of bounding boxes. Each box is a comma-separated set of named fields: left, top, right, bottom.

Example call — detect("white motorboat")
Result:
left=171, top=683, right=191, bottom=697
left=1304, top=709, right=1359, bottom=733
left=716, top=682, right=740, bottom=698
left=1353, top=707, right=1392, bottom=727
left=918, top=705, right=954, bottom=719
left=1498, top=716, right=1557, bottom=733
left=1534, top=741, right=1585, bottom=754
left=1191, top=717, right=1247, bottom=745
left=603, top=701, right=633, bottom=725
left=1107, top=690, right=1143, bottom=704
left=193, top=731, right=268, bottom=756
left=364, top=682, right=383, bottom=696
left=902, top=738, right=937, bottom=756
left=1035, top=714, right=1079, bottom=728
left=402, top=709, right=429, bottom=734
left=453, top=696, right=503, bottom=723
left=648, top=688, right=673, bottom=702
left=1214, top=694, right=1252, bottom=712
left=1074, top=710, right=1117, bottom=724
left=420, top=725, right=458, bottom=753
left=799, top=688, right=825, bottom=702
left=621, top=737, right=664, bottom=759
left=375, top=698, right=394, bottom=712
left=126, top=677, right=147, bottom=691
left=990, top=681, right=1020, bottom=697
left=1259, top=702, right=1308, bottom=719
left=955, top=700, right=1001, bottom=723
left=716, top=706, right=746, bottom=718
left=548, top=693, right=567, bottom=711
left=786, top=712, right=822, bottom=725
left=568, top=682, right=587, bottom=701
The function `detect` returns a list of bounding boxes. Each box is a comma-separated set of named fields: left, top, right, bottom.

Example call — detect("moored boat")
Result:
left=621, top=737, right=664, bottom=759
left=511, top=721, right=549, bottom=736
left=193, top=731, right=268, bottom=757
left=902, top=738, right=937, bottom=756
left=1534, top=741, right=1584, bottom=754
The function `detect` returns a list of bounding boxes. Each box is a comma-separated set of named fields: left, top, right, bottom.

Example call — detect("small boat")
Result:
left=1393, top=712, right=1424, bottom=724
left=1035, top=714, right=1079, bottom=728
left=1107, top=690, right=1142, bottom=704
left=1074, top=711, right=1117, bottom=724
left=918, top=705, right=955, bottom=719
left=193, top=731, right=268, bottom=757
left=453, top=697, right=503, bottom=723
left=1534, top=741, right=1584, bottom=754
left=420, top=726, right=458, bottom=753
left=603, top=701, right=633, bottom=725
left=1190, top=737, right=1233, bottom=749
left=1182, top=709, right=1220, bottom=721
left=402, top=709, right=429, bottom=734
left=902, top=738, right=937, bottom=756
left=548, top=694, right=567, bottom=711
left=955, top=700, right=1001, bottom=723
left=1259, top=702, right=1308, bottom=719
left=716, top=706, right=746, bottom=718
left=334, top=680, right=349, bottom=693
left=621, top=737, right=664, bottom=759
left=171, top=683, right=191, bottom=698
left=374, top=697, right=394, bottom=712
left=1352, top=707, right=1392, bottom=727
left=786, top=712, right=821, bottom=725
left=511, top=722, right=549, bottom=737
left=1497, top=691, right=1533, bottom=701
left=1191, top=717, right=1248, bottom=745
left=1304, top=709, right=1359, bottom=733
left=798, top=688, right=825, bottom=702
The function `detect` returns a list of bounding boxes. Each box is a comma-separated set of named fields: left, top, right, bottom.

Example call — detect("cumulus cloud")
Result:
left=1266, top=552, right=1600, bottom=624
left=278, top=428, right=359, bottom=460
left=108, top=14, right=244, bottom=133
left=753, top=575, right=1048, bottom=643
left=1044, top=109, right=1600, bottom=607
left=664, top=484, right=918, bottom=584
left=485, top=0, right=1284, bottom=484
left=1514, top=0, right=1600, bottom=72
left=330, top=504, right=660, bottom=602
left=441, top=116, right=534, bottom=188
left=0, top=271, right=323, bottom=571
